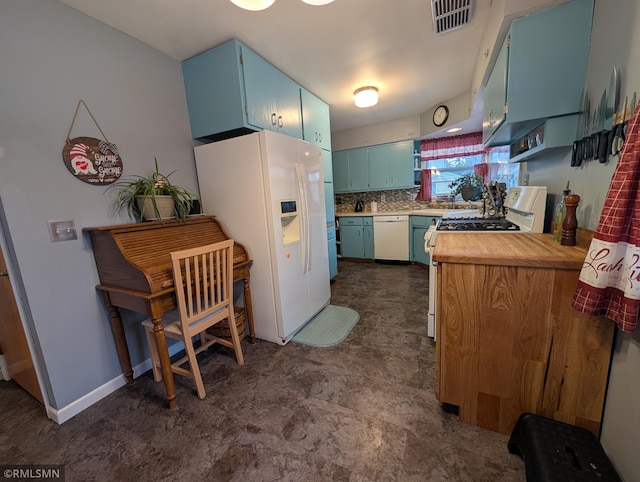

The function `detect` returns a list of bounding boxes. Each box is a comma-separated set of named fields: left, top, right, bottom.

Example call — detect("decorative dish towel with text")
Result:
left=572, top=100, right=640, bottom=332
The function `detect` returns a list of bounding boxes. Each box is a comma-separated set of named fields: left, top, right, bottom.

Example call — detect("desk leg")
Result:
left=103, top=293, right=134, bottom=385
left=151, top=315, right=177, bottom=409
left=242, top=274, right=256, bottom=344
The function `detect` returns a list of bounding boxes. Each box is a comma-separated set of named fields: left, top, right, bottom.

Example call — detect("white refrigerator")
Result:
left=194, top=130, right=330, bottom=345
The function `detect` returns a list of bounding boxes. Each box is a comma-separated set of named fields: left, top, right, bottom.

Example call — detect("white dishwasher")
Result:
left=373, top=215, right=409, bottom=260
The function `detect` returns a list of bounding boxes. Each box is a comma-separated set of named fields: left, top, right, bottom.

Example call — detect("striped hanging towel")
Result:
left=572, top=100, right=640, bottom=332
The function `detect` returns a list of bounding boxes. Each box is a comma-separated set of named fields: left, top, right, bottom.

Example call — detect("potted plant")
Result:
left=106, top=158, right=199, bottom=221
left=448, top=173, right=485, bottom=201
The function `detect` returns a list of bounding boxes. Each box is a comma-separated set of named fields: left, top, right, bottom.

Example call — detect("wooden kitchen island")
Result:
left=433, top=233, right=614, bottom=436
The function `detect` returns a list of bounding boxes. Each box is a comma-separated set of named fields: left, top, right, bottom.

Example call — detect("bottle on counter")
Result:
left=553, top=184, right=571, bottom=244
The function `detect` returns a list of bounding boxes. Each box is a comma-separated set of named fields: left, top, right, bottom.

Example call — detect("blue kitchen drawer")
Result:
left=339, top=217, right=363, bottom=226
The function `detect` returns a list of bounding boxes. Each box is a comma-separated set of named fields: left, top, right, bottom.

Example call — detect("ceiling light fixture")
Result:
left=446, top=127, right=462, bottom=133
left=354, top=86, right=378, bottom=108
left=229, top=0, right=276, bottom=11
left=230, top=0, right=334, bottom=10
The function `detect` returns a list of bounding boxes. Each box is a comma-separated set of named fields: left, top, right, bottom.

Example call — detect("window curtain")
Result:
left=416, top=169, right=432, bottom=201
left=420, top=132, right=487, bottom=161
left=474, top=163, right=489, bottom=183
left=474, top=162, right=503, bottom=183
left=487, top=162, right=502, bottom=181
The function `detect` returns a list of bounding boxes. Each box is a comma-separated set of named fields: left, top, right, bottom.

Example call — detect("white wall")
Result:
left=0, top=1, right=198, bottom=413
left=526, top=1, right=640, bottom=480
left=331, top=115, right=420, bottom=151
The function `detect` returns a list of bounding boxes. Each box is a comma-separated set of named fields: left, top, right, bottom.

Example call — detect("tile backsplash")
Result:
left=334, top=189, right=479, bottom=214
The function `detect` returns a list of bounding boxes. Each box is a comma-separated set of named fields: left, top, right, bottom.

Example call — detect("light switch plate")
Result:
left=48, top=219, right=77, bottom=242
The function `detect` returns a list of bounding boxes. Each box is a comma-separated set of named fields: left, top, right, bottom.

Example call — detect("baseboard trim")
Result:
left=47, top=343, right=184, bottom=424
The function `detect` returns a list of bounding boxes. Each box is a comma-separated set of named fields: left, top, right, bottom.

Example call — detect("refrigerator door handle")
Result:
left=295, top=163, right=311, bottom=274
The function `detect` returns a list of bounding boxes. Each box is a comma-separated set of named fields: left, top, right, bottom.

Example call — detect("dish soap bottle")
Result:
left=553, top=182, right=571, bottom=243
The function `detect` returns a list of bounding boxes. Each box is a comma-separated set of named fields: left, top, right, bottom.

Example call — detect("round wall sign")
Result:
left=62, top=137, right=123, bottom=185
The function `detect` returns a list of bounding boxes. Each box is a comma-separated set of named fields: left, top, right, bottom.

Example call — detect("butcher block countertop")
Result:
left=433, top=232, right=588, bottom=269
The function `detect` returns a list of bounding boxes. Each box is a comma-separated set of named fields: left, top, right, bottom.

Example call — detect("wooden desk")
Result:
left=84, top=215, right=254, bottom=409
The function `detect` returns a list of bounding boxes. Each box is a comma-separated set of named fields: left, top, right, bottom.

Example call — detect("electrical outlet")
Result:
left=380, top=194, right=386, bottom=202
left=48, top=219, right=77, bottom=242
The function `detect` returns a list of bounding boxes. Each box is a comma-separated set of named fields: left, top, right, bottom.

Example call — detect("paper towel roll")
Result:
left=371, top=201, right=377, bottom=212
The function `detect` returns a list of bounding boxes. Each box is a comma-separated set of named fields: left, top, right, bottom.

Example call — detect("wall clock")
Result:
left=433, top=105, right=449, bottom=127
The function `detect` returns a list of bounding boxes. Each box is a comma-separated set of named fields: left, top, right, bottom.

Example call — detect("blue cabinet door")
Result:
left=483, top=0, right=593, bottom=146
left=348, top=148, right=369, bottom=191
left=275, top=76, right=303, bottom=139
left=332, top=151, right=349, bottom=192
left=483, top=36, right=508, bottom=142
left=341, top=225, right=364, bottom=259
left=387, top=140, right=413, bottom=188
left=368, top=145, right=388, bottom=189
left=507, top=0, right=592, bottom=123
left=182, top=39, right=247, bottom=140
left=322, top=149, right=333, bottom=183
left=363, top=224, right=374, bottom=260
left=243, top=47, right=303, bottom=138
left=301, top=89, right=332, bottom=150
left=410, top=216, right=438, bottom=264
left=411, top=227, right=430, bottom=264
left=327, top=225, right=338, bottom=280
left=242, top=46, right=276, bottom=132
left=324, top=181, right=335, bottom=222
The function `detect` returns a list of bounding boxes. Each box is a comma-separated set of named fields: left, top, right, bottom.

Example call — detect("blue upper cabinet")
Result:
left=182, top=39, right=303, bottom=142
left=321, top=149, right=333, bottom=183
left=301, top=88, right=332, bottom=150
left=483, top=0, right=594, bottom=146
left=483, top=37, right=509, bottom=142
left=334, top=140, right=413, bottom=193
left=182, top=40, right=247, bottom=141
left=332, top=150, right=350, bottom=192
left=387, top=140, right=414, bottom=188
left=243, top=47, right=302, bottom=139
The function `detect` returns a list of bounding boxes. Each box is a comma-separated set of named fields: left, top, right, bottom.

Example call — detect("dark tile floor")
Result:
left=0, top=260, right=525, bottom=481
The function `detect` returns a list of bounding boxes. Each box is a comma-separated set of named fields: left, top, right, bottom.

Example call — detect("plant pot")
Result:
left=136, top=195, right=175, bottom=221
left=460, top=186, right=482, bottom=202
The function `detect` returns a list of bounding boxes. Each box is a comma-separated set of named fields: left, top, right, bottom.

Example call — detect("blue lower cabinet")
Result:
left=325, top=182, right=337, bottom=278
left=410, top=216, right=438, bottom=265
left=363, top=218, right=374, bottom=259
left=327, top=225, right=338, bottom=279
left=338, top=216, right=374, bottom=260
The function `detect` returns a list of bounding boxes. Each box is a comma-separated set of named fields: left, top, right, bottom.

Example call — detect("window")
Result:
left=421, top=133, right=520, bottom=198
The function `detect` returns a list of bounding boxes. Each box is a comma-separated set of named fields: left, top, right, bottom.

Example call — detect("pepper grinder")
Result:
left=561, top=194, right=580, bottom=246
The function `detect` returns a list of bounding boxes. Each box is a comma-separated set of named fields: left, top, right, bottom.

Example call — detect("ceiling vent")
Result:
left=431, top=0, right=474, bottom=35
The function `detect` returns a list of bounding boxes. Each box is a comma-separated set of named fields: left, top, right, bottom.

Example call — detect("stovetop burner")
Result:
left=437, top=217, right=520, bottom=232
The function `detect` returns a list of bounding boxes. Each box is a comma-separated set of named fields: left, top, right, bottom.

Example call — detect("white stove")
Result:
left=424, top=186, right=547, bottom=339
left=435, top=185, right=547, bottom=234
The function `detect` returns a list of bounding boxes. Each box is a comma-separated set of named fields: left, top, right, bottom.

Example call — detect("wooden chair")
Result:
left=142, top=239, right=244, bottom=399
